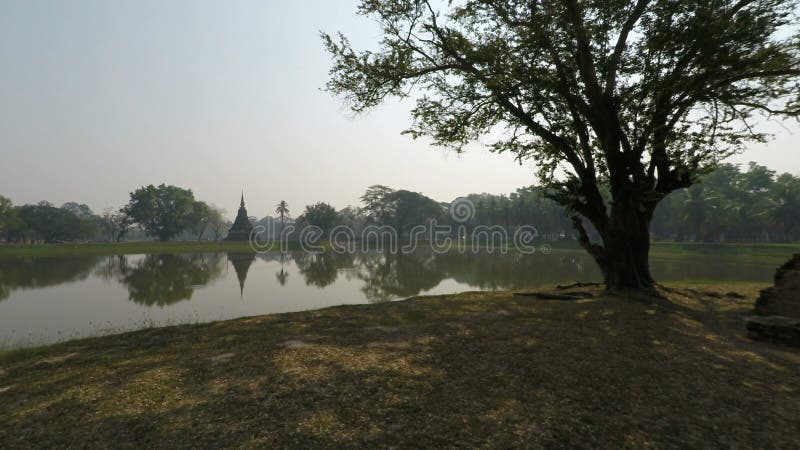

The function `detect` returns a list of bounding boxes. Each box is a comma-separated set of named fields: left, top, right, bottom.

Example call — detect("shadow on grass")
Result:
left=1, top=286, right=798, bottom=448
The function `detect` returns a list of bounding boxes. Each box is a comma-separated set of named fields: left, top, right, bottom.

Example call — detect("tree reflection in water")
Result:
left=275, top=252, right=290, bottom=286
left=293, top=251, right=354, bottom=288
left=0, top=256, right=102, bottom=301
left=355, top=252, right=443, bottom=302
left=114, top=253, right=224, bottom=307
left=0, top=249, right=775, bottom=308
left=290, top=249, right=600, bottom=303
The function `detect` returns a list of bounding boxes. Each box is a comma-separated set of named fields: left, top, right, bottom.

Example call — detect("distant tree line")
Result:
left=0, top=184, right=229, bottom=243
left=289, top=163, right=800, bottom=244
left=651, top=163, right=800, bottom=242
left=287, top=185, right=574, bottom=240
left=2, top=163, right=799, bottom=244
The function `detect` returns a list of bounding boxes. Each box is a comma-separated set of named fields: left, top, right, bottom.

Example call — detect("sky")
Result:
left=1, top=1, right=798, bottom=220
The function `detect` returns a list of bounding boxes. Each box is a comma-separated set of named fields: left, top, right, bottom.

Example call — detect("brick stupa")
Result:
left=226, top=193, right=254, bottom=241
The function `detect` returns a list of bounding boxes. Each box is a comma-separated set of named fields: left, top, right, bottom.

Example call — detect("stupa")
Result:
left=226, top=193, right=254, bottom=241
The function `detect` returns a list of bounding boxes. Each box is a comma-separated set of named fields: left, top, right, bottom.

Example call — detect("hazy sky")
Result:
left=1, top=1, right=798, bottom=220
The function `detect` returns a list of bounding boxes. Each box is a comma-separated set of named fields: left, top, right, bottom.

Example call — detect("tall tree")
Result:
left=769, top=173, right=800, bottom=241
left=0, top=196, right=19, bottom=242
left=206, top=206, right=229, bottom=241
left=124, top=184, right=196, bottom=242
left=275, top=200, right=290, bottom=234
left=297, top=202, right=340, bottom=233
left=360, top=185, right=397, bottom=224
left=189, top=201, right=213, bottom=240
left=383, top=189, right=443, bottom=234
left=324, top=0, right=800, bottom=289
left=101, top=208, right=133, bottom=243
left=61, top=202, right=95, bottom=219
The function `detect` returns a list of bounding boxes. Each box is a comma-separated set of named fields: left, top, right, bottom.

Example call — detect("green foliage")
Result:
left=359, top=186, right=443, bottom=233
left=324, top=0, right=800, bottom=287
left=12, top=203, right=97, bottom=242
left=297, top=202, right=340, bottom=232
left=652, top=163, right=800, bottom=242
left=60, top=202, right=94, bottom=219
left=360, top=185, right=397, bottom=224
left=275, top=200, right=290, bottom=235
left=124, top=184, right=197, bottom=242
left=325, top=0, right=799, bottom=190
left=0, top=241, right=310, bottom=258
left=0, top=196, right=16, bottom=240
left=275, top=200, right=290, bottom=220
left=465, top=188, right=572, bottom=235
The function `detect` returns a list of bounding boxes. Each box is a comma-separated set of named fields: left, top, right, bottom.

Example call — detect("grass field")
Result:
left=0, top=239, right=797, bottom=261
left=1, top=283, right=798, bottom=448
left=0, top=241, right=307, bottom=258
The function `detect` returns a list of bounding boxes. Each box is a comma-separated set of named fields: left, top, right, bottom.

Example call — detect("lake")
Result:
left=0, top=246, right=788, bottom=348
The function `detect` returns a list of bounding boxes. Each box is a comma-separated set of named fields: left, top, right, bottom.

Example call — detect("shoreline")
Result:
left=2, top=284, right=798, bottom=447
left=0, top=240, right=797, bottom=259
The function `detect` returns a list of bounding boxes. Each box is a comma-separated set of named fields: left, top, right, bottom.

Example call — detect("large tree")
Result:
left=101, top=208, right=133, bottom=243
left=297, top=202, right=340, bottom=233
left=360, top=186, right=443, bottom=234
left=14, top=203, right=95, bottom=242
left=324, top=0, right=800, bottom=289
left=124, top=184, right=196, bottom=242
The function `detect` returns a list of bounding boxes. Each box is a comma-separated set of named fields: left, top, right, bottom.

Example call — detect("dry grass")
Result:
left=1, top=284, right=798, bottom=448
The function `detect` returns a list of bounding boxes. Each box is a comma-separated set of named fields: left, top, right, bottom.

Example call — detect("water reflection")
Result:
left=294, top=252, right=351, bottom=288
left=0, top=249, right=778, bottom=308
left=275, top=253, right=290, bottom=286
left=0, top=248, right=782, bottom=347
left=113, top=254, right=225, bottom=307
left=227, top=252, right=256, bottom=297
left=349, top=250, right=601, bottom=302
left=355, top=252, right=445, bottom=302
left=0, top=256, right=101, bottom=301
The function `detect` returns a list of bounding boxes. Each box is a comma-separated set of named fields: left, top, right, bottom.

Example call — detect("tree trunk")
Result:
left=601, top=208, right=654, bottom=290
left=575, top=207, right=654, bottom=291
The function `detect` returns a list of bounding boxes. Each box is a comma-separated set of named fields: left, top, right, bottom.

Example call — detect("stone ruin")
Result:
left=747, top=254, right=800, bottom=347
left=754, top=254, right=800, bottom=317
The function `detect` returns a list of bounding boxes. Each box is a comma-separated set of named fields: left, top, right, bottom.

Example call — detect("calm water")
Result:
left=0, top=248, right=782, bottom=347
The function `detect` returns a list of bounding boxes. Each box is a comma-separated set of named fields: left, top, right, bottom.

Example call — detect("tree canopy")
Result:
left=324, top=0, right=800, bottom=288
left=124, top=184, right=197, bottom=242
left=297, top=202, right=340, bottom=232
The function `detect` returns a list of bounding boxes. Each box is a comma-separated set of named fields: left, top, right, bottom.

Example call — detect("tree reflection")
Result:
left=117, top=253, right=224, bottom=306
left=0, top=256, right=102, bottom=301
left=293, top=251, right=354, bottom=288
left=290, top=248, right=601, bottom=303
left=275, top=252, right=290, bottom=286
left=356, top=251, right=444, bottom=302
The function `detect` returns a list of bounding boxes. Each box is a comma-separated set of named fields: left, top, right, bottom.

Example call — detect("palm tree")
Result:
left=275, top=200, right=289, bottom=238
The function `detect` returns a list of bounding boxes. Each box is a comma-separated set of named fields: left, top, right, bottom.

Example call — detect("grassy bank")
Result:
left=0, top=241, right=309, bottom=258
left=0, top=239, right=797, bottom=261
left=1, top=284, right=798, bottom=448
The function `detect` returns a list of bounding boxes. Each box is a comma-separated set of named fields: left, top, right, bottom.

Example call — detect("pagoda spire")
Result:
left=226, top=191, right=254, bottom=241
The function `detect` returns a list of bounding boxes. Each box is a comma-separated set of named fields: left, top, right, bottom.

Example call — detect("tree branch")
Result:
left=605, top=0, right=650, bottom=93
